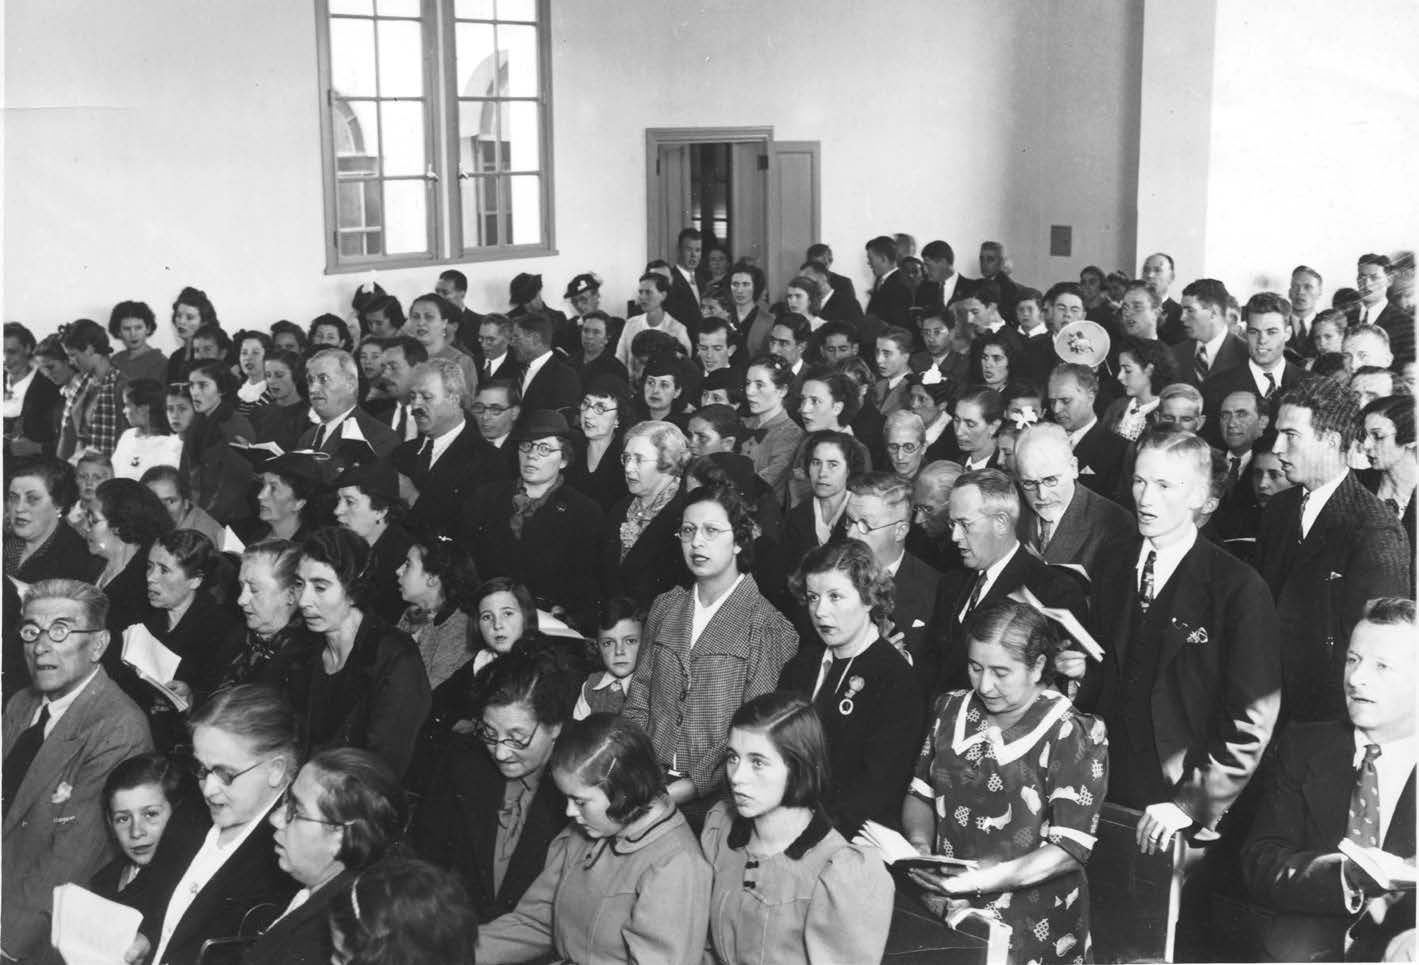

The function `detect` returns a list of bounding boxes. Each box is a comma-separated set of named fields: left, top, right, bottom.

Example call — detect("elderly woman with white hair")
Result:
left=601, top=420, right=691, bottom=608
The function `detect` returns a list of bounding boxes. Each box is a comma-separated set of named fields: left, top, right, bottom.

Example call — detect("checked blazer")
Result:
left=623, top=576, right=798, bottom=796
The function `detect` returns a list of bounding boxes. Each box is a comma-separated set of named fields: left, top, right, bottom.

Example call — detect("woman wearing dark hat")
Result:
left=288, top=527, right=431, bottom=780
left=564, top=272, right=624, bottom=356
left=333, top=460, right=413, bottom=625
left=463, top=410, right=605, bottom=634
left=566, top=374, right=632, bottom=513
left=236, top=450, right=326, bottom=544
left=181, top=359, right=257, bottom=526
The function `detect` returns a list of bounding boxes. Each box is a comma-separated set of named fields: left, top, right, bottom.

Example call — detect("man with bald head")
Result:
left=908, top=460, right=965, bottom=572
left=1014, top=423, right=1135, bottom=577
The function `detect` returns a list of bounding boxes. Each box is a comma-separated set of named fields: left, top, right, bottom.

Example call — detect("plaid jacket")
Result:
left=74, top=366, right=128, bottom=457
left=623, top=576, right=798, bottom=796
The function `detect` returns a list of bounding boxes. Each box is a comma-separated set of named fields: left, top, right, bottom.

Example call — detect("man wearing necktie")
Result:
left=374, top=335, right=428, bottom=442
left=1355, top=253, right=1413, bottom=365
left=1069, top=429, right=1281, bottom=961
left=1171, top=278, right=1248, bottom=390
left=2, top=580, right=153, bottom=961
left=1242, top=597, right=1416, bottom=962
left=1202, top=292, right=1304, bottom=448
left=926, top=468, right=1087, bottom=693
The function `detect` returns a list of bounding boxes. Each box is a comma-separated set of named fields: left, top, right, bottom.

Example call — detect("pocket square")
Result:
left=911, top=619, right=926, bottom=629
left=1080, top=465, right=1096, bottom=475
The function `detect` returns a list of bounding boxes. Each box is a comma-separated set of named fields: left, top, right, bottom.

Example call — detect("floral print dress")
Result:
left=910, top=689, right=1109, bottom=964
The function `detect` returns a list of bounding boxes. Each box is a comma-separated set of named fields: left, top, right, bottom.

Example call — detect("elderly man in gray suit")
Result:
left=2, top=579, right=152, bottom=961
left=1014, top=422, right=1135, bottom=579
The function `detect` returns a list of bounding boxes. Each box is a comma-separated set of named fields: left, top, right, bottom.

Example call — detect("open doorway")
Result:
left=646, top=127, right=819, bottom=299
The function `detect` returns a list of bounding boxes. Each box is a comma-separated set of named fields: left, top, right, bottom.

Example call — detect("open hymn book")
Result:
left=121, top=624, right=189, bottom=712
left=51, top=883, right=144, bottom=965
left=856, top=820, right=980, bottom=871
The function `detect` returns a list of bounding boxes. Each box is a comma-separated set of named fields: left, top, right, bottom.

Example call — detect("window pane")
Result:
left=505, top=101, right=539, bottom=171
left=331, top=18, right=377, bottom=96
left=455, top=0, right=495, bottom=19
left=375, top=0, right=420, bottom=16
left=336, top=99, right=380, bottom=167
left=461, top=175, right=499, bottom=247
left=383, top=179, right=428, bottom=253
left=380, top=101, right=425, bottom=176
left=508, top=174, right=541, bottom=246
left=455, top=22, right=498, bottom=97
left=458, top=100, right=502, bottom=173
left=497, top=0, right=536, bottom=21
left=500, top=24, right=538, bottom=98
left=376, top=19, right=423, bottom=97
left=329, top=0, right=372, bottom=15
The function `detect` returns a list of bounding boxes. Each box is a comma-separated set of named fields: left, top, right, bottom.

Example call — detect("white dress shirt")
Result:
left=425, top=419, right=467, bottom=470
left=1300, top=470, right=1348, bottom=539
left=27, top=668, right=101, bottom=737
left=1135, top=524, right=1198, bottom=598
left=959, top=542, right=1021, bottom=622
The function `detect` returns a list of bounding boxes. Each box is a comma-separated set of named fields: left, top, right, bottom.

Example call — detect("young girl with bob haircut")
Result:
left=700, top=691, right=894, bottom=965
left=475, top=714, right=711, bottom=964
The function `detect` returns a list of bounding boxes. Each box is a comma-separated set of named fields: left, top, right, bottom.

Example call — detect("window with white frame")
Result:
left=317, top=0, right=553, bottom=272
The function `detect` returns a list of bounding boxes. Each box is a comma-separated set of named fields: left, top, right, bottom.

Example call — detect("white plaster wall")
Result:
left=4, top=0, right=1141, bottom=347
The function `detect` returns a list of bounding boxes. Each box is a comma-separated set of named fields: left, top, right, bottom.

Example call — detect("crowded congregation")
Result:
left=2, top=231, right=1415, bottom=964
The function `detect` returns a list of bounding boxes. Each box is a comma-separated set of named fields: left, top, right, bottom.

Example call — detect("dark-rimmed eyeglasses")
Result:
left=275, top=789, right=346, bottom=827
left=18, top=621, right=102, bottom=644
left=182, top=753, right=276, bottom=788
left=474, top=721, right=541, bottom=750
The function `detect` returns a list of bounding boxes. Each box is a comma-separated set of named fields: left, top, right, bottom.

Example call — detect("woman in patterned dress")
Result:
left=902, top=600, right=1109, bottom=964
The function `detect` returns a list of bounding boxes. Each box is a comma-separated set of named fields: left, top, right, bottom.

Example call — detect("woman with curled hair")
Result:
left=60, top=319, right=128, bottom=459
left=780, top=540, right=924, bottom=836
left=328, top=857, right=478, bottom=965
left=730, top=262, right=772, bottom=356
left=308, top=313, right=354, bottom=352
left=902, top=600, right=1109, bottom=964
left=251, top=349, right=311, bottom=452
left=112, top=378, right=182, bottom=481
left=1359, top=394, right=1417, bottom=552
left=788, top=367, right=864, bottom=506
left=781, top=431, right=869, bottom=566
left=180, top=360, right=256, bottom=526
left=165, top=285, right=218, bottom=385
left=233, top=329, right=275, bottom=417
left=567, top=374, right=633, bottom=513
left=86, top=478, right=173, bottom=662
left=623, top=482, right=798, bottom=829
left=741, top=354, right=805, bottom=505
left=602, top=419, right=691, bottom=608
left=108, top=300, right=167, bottom=384
left=701, top=692, right=895, bottom=965
left=1103, top=335, right=1176, bottom=441
left=784, top=273, right=828, bottom=333
left=476, top=714, right=712, bottom=964
left=134, top=685, right=301, bottom=965
left=138, top=528, right=244, bottom=748
left=286, top=527, right=431, bottom=781
left=411, top=640, right=583, bottom=921
left=221, top=539, right=317, bottom=692
left=333, top=461, right=414, bottom=624
left=973, top=330, right=1018, bottom=394
left=4, top=455, right=102, bottom=583
left=238, top=748, right=409, bottom=965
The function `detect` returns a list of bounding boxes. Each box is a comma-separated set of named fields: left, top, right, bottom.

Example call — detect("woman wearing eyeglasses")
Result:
left=602, top=420, right=691, bottom=610
left=566, top=375, right=632, bottom=514
left=623, top=481, right=799, bottom=832
left=410, top=642, right=582, bottom=921
left=134, top=684, right=300, bottom=965
left=463, top=410, right=606, bottom=635
left=236, top=748, right=408, bottom=965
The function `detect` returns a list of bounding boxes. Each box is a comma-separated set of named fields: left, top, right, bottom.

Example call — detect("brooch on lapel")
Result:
left=839, top=676, right=866, bottom=717
left=1169, top=618, right=1209, bottom=646
left=50, top=781, right=73, bottom=806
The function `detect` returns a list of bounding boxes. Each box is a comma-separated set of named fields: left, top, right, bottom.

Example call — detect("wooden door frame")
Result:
left=645, top=126, right=773, bottom=266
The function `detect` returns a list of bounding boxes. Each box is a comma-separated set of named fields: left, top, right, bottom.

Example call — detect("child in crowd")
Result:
left=574, top=597, right=643, bottom=719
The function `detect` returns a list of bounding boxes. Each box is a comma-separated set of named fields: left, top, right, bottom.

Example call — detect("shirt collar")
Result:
left=1202, top=327, right=1228, bottom=360
left=1066, top=417, right=1098, bottom=447
left=1303, top=469, right=1349, bottom=518
left=981, top=541, right=1021, bottom=582
left=591, top=671, right=633, bottom=692
left=40, top=667, right=101, bottom=722
left=1248, top=358, right=1284, bottom=384
left=315, top=404, right=358, bottom=429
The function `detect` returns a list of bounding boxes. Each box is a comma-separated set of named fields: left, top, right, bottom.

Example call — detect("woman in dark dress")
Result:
left=288, top=527, right=431, bottom=781
left=779, top=540, right=924, bottom=837
left=250, top=350, right=311, bottom=453
left=410, top=642, right=581, bottom=921
left=1359, top=394, right=1417, bottom=553
left=602, top=420, right=690, bottom=609
left=180, top=361, right=256, bottom=527
left=566, top=375, right=631, bottom=514
left=780, top=431, right=867, bottom=569
left=164, top=286, right=218, bottom=386
left=907, top=368, right=957, bottom=464
left=239, top=450, right=323, bottom=546
left=4, top=456, right=102, bottom=584
left=86, top=478, right=174, bottom=684
left=239, top=748, right=408, bottom=965
left=333, top=461, right=413, bottom=625
left=223, top=539, right=317, bottom=692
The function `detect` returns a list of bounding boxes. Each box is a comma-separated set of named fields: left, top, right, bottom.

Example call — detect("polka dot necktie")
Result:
left=1346, top=743, right=1383, bottom=849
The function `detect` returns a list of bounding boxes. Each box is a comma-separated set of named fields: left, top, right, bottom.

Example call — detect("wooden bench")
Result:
left=1086, top=802, right=1184, bottom=963
left=884, top=871, right=1010, bottom=965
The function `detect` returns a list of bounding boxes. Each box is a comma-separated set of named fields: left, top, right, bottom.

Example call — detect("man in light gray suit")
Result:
left=1014, top=423, right=1135, bottom=579
left=2, top=579, right=152, bottom=961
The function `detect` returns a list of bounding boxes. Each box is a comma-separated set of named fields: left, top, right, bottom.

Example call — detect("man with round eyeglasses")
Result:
left=3, top=579, right=152, bottom=961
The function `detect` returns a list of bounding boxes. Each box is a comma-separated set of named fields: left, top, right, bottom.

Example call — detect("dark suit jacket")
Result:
left=2, top=669, right=153, bottom=959
left=482, top=351, right=521, bottom=384
left=1072, top=419, right=1128, bottom=499
left=518, top=354, right=582, bottom=416
left=8, top=369, right=60, bottom=455
left=463, top=479, right=605, bottom=633
left=828, top=270, right=858, bottom=307
left=913, top=274, right=975, bottom=316
left=237, top=869, right=355, bottom=965
left=866, top=270, right=915, bottom=330
left=251, top=402, right=313, bottom=454
left=295, top=406, right=400, bottom=461
left=928, top=545, right=1088, bottom=693
left=410, top=737, right=568, bottom=922
left=396, top=422, right=513, bottom=532
left=779, top=637, right=924, bottom=836
left=601, top=492, right=691, bottom=609
left=892, top=552, right=941, bottom=674
left=1374, top=301, right=1415, bottom=365
left=1242, top=721, right=1416, bottom=962
left=565, top=434, right=628, bottom=514
left=1171, top=332, right=1249, bottom=387
left=780, top=499, right=848, bottom=572
left=1087, top=535, right=1281, bottom=831
left=573, top=351, right=630, bottom=388
left=1158, top=297, right=1185, bottom=345
left=1018, top=483, right=1135, bottom=579
left=1256, top=473, right=1412, bottom=722
left=1200, top=360, right=1306, bottom=446
left=818, top=285, right=866, bottom=328
left=139, top=811, right=296, bottom=965
left=665, top=268, right=703, bottom=342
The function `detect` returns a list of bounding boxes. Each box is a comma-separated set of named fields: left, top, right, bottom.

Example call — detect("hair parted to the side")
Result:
left=188, top=683, right=301, bottom=763
left=963, top=599, right=1064, bottom=680
left=550, top=713, right=665, bottom=825
left=306, top=747, right=407, bottom=868
left=328, top=857, right=478, bottom=965
left=788, top=539, right=896, bottom=628
left=730, top=691, right=830, bottom=809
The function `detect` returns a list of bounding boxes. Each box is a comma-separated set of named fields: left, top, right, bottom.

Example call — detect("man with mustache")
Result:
left=395, top=357, right=509, bottom=532
left=367, top=335, right=427, bottom=443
